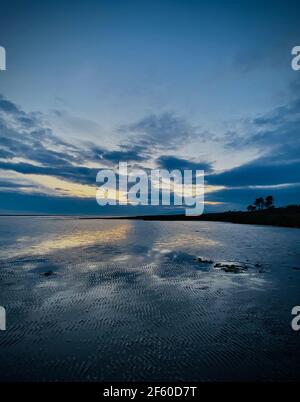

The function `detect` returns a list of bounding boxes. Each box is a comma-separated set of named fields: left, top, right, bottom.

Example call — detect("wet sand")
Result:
left=0, top=217, right=300, bottom=381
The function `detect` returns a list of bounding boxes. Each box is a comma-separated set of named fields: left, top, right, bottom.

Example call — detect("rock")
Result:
left=197, top=257, right=214, bottom=264
left=43, top=270, right=54, bottom=277
left=214, top=263, right=246, bottom=273
left=293, top=267, right=300, bottom=271
left=221, top=265, right=242, bottom=273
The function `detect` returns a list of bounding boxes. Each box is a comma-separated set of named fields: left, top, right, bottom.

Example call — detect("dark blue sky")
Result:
left=0, top=0, right=300, bottom=214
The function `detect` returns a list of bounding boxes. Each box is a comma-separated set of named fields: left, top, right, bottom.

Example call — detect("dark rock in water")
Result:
left=254, top=263, right=261, bottom=268
left=196, top=257, right=214, bottom=264
left=214, top=262, right=246, bottom=273
left=43, top=270, right=54, bottom=277
left=222, top=265, right=243, bottom=273
left=293, top=267, right=300, bottom=271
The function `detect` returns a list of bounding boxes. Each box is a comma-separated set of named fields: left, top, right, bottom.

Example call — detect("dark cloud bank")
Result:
left=0, top=92, right=299, bottom=214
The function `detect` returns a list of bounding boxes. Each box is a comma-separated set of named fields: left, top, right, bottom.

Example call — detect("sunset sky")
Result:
left=0, top=0, right=300, bottom=214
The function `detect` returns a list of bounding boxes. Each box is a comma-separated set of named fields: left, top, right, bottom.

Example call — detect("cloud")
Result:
left=0, top=180, right=35, bottom=190
left=118, top=112, right=205, bottom=152
left=0, top=160, right=99, bottom=185
left=225, top=85, right=300, bottom=161
left=89, top=144, right=149, bottom=164
left=207, top=159, right=300, bottom=187
left=212, top=83, right=300, bottom=191
left=0, top=95, right=148, bottom=191
left=0, top=190, right=182, bottom=216
left=51, top=109, right=102, bottom=137
left=205, top=183, right=300, bottom=210
left=1, top=92, right=299, bottom=213
left=156, top=155, right=213, bottom=172
left=205, top=86, right=300, bottom=203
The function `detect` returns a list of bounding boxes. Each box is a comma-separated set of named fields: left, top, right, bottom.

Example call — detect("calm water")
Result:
left=0, top=217, right=300, bottom=381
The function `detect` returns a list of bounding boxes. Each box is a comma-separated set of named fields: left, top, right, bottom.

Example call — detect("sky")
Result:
left=0, top=0, right=300, bottom=215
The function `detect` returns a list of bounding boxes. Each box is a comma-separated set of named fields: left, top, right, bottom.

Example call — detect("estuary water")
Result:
left=0, top=216, right=300, bottom=381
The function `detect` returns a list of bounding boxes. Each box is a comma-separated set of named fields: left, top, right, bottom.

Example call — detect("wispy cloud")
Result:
left=118, top=112, right=208, bottom=152
left=0, top=90, right=299, bottom=213
left=156, top=155, right=213, bottom=172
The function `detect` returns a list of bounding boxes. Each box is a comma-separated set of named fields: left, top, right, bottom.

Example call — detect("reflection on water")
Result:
left=0, top=217, right=300, bottom=381
left=152, top=231, right=219, bottom=254
left=23, top=222, right=130, bottom=256
left=0, top=218, right=131, bottom=259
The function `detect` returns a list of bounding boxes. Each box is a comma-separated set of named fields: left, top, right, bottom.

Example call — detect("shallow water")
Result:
left=0, top=217, right=300, bottom=381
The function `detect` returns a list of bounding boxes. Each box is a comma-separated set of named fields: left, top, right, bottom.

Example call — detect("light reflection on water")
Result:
left=0, top=218, right=219, bottom=264
left=21, top=222, right=130, bottom=256
left=0, top=218, right=132, bottom=259
left=0, top=217, right=300, bottom=381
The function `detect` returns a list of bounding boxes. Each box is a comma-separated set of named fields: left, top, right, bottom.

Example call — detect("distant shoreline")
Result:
left=127, top=207, right=300, bottom=228
left=1, top=206, right=299, bottom=228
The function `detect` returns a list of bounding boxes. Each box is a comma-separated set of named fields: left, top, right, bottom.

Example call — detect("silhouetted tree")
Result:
left=247, top=205, right=256, bottom=212
left=265, top=195, right=274, bottom=209
left=254, top=197, right=265, bottom=210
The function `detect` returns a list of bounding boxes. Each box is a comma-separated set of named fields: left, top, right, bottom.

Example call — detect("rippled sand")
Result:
left=0, top=217, right=300, bottom=381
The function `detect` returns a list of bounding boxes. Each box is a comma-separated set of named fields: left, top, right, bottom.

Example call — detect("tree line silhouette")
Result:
left=247, top=195, right=274, bottom=211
